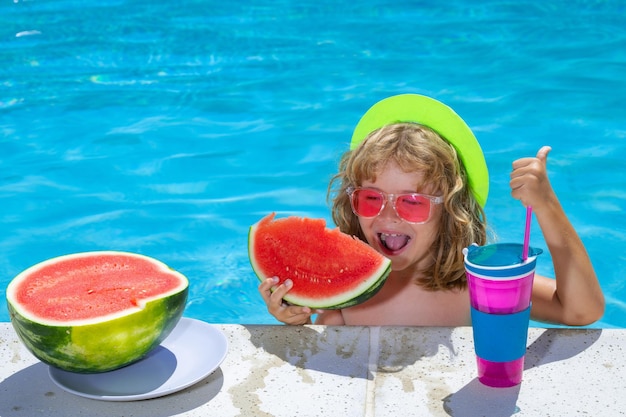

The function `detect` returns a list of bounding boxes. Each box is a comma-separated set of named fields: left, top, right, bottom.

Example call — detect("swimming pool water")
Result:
left=1, top=0, right=625, bottom=328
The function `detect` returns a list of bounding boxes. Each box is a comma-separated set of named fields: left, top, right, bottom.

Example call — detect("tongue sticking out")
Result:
left=380, top=233, right=410, bottom=251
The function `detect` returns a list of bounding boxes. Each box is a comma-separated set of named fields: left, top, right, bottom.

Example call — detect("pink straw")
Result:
left=522, top=206, right=532, bottom=261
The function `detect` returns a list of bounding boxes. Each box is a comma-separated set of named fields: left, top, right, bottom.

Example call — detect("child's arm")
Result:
left=510, top=146, right=605, bottom=325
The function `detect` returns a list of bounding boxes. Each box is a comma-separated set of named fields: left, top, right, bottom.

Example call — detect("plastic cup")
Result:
left=463, top=243, right=542, bottom=388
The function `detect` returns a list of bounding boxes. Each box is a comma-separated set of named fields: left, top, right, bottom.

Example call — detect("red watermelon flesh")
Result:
left=13, top=253, right=183, bottom=323
left=249, top=213, right=391, bottom=309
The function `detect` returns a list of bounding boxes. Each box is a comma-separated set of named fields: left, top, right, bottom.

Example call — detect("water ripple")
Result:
left=1, top=0, right=625, bottom=326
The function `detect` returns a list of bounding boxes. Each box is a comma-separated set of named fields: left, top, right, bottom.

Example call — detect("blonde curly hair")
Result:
left=328, top=123, right=487, bottom=291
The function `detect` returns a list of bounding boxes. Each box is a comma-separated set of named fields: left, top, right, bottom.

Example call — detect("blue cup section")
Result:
left=471, top=306, right=531, bottom=362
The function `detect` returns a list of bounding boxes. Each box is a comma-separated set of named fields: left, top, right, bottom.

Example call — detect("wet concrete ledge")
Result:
left=1, top=322, right=625, bottom=416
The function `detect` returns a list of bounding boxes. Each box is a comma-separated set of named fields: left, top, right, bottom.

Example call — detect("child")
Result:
left=258, top=94, right=604, bottom=326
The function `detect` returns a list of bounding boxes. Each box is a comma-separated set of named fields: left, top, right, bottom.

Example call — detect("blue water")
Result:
left=1, top=0, right=625, bottom=327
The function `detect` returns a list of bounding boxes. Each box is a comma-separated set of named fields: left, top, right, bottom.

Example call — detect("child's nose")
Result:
left=379, top=198, right=401, bottom=222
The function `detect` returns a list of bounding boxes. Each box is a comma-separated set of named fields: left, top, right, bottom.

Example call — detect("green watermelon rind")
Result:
left=248, top=215, right=392, bottom=310
left=324, top=266, right=390, bottom=309
left=6, top=251, right=189, bottom=373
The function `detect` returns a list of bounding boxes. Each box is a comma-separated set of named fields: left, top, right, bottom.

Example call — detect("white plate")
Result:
left=48, top=318, right=228, bottom=401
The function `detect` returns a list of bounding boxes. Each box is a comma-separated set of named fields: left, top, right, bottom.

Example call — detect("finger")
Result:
left=259, top=277, right=279, bottom=303
left=288, top=305, right=312, bottom=315
left=270, top=303, right=307, bottom=323
left=511, top=156, right=535, bottom=172
left=536, top=145, right=551, bottom=163
left=270, top=279, right=293, bottom=301
left=284, top=306, right=318, bottom=324
left=283, top=313, right=312, bottom=325
left=258, top=277, right=278, bottom=292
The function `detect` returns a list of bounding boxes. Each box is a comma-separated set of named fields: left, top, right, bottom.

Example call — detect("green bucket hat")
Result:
left=350, top=94, right=489, bottom=207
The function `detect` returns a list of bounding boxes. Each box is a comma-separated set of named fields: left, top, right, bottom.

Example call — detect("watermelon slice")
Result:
left=6, top=251, right=188, bottom=373
left=248, top=213, right=391, bottom=309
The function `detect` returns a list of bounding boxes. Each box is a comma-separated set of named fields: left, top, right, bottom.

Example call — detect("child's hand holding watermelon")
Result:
left=259, top=277, right=323, bottom=325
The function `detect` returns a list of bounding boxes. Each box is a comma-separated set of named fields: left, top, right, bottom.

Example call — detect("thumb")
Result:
left=536, top=146, right=552, bottom=163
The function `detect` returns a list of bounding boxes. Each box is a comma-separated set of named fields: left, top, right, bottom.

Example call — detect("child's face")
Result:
left=358, top=161, right=442, bottom=273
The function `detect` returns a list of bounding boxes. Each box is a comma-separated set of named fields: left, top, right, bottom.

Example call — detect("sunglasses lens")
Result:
left=395, top=194, right=431, bottom=223
left=352, top=189, right=384, bottom=217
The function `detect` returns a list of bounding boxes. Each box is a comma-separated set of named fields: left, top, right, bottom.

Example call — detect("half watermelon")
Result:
left=6, top=251, right=188, bottom=373
left=249, top=213, right=391, bottom=309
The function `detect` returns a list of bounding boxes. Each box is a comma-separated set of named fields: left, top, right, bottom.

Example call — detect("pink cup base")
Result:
left=476, top=356, right=524, bottom=388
